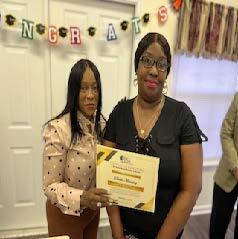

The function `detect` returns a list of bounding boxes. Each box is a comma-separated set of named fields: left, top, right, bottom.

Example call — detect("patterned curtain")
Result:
left=175, top=0, right=238, bottom=61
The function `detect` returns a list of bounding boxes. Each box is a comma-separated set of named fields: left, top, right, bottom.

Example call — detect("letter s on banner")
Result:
left=158, top=6, right=168, bottom=23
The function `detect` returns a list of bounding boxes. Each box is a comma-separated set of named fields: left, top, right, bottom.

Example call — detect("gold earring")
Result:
left=162, top=81, right=168, bottom=94
left=133, top=78, right=138, bottom=86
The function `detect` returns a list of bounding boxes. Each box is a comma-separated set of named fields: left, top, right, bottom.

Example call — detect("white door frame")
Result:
left=42, top=0, right=141, bottom=229
left=43, top=0, right=142, bottom=119
left=107, top=0, right=142, bottom=98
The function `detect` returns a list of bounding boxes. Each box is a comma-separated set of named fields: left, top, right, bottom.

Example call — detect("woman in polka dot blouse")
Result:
left=43, top=59, right=111, bottom=239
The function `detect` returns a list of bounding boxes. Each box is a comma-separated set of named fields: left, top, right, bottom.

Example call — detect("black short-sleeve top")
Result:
left=104, top=96, right=205, bottom=239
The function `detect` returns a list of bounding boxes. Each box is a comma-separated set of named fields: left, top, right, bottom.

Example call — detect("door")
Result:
left=0, top=0, right=47, bottom=230
left=0, top=0, right=135, bottom=232
left=49, top=0, right=134, bottom=225
left=49, top=0, right=134, bottom=118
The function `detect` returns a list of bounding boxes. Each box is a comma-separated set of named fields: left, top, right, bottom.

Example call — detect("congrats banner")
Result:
left=0, top=0, right=182, bottom=45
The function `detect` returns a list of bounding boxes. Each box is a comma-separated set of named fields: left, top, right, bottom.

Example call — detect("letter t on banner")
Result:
left=70, top=27, right=81, bottom=44
left=22, top=19, right=34, bottom=39
left=131, top=17, right=140, bottom=34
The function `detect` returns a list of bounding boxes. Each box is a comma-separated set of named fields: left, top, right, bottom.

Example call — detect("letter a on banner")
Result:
left=107, top=23, right=117, bottom=41
left=22, top=19, right=34, bottom=39
left=131, top=17, right=140, bottom=34
left=70, top=27, right=81, bottom=44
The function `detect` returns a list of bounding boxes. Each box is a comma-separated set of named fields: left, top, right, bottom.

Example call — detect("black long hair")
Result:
left=47, top=59, right=103, bottom=144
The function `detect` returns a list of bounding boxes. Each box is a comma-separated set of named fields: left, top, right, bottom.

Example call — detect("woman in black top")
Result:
left=103, top=32, right=207, bottom=239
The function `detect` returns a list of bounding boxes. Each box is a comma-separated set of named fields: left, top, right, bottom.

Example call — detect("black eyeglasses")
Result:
left=140, top=55, right=168, bottom=72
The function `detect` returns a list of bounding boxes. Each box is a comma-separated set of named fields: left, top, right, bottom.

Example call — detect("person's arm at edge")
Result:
left=156, top=143, right=203, bottom=239
left=103, top=139, right=125, bottom=239
left=220, top=93, right=238, bottom=178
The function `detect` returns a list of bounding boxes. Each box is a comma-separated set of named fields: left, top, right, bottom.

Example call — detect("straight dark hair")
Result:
left=46, top=59, right=103, bottom=144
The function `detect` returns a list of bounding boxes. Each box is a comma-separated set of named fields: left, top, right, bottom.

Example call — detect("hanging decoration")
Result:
left=172, top=0, right=183, bottom=11
left=48, top=26, right=58, bottom=44
left=158, top=6, right=168, bottom=23
left=120, top=20, right=128, bottom=31
left=70, top=27, right=81, bottom=44
left=59, top=27, right=68, bottom=38
left=22, top=19, right=34, bottom=39
left=5, top=14, right=16, bottom=26
left=143, top=13, right=150, bottom=24
left=36, top=23, right=46, bottom=35
left=131, top=17, right=140, bottom=34
left=107, top=23, right=117, bottom=41
left=88, top=26, right=96, bottom=36
left=0, top=1, right=183, bottom=45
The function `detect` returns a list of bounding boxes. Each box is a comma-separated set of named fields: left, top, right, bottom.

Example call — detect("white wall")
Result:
left=140, top=0, right=238, bottom=94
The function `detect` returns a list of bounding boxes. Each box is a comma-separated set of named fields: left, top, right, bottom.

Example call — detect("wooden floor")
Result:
left=98, top=212, right=236, bottom=239
left=182, top=212, right=236, bottom=239
left=12, top=212, right=236, bottom=239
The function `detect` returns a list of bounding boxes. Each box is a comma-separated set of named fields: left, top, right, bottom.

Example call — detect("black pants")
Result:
left=209, top=183, right=238, bottom=239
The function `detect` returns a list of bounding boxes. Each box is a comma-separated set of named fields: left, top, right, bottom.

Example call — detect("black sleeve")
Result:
left=178, top=103, right=208, bottom=145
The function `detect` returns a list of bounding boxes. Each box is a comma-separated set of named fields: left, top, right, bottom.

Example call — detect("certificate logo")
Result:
left=120, top=155, right=132, bottom=165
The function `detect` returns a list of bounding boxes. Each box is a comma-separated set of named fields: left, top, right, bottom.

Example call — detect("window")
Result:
left=172, top=55, right=238, bottom=163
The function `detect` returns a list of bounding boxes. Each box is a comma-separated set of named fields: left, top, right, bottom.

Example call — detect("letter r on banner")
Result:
left=70, top=27, right=81, bottom=44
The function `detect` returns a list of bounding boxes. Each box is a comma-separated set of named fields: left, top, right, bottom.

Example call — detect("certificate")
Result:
left=96, top=145, right=160, bottom=213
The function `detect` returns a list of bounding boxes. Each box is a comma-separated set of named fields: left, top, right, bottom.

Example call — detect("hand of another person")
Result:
left=80, top=188, right=111, bottom=210
left=232, top=167, right=238, bottom=181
